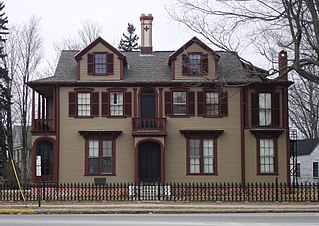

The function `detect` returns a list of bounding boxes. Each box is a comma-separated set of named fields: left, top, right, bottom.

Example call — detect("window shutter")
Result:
left=273, top=92, right=280, bottom=127
left=251, top=93, right=259, bottom=127
left=182, top=54, right=189, bottom=75
left=69, top=92, right=76, bottom=117
left=201, top=54, right=208, bottom=75
left=197, top=91, right=205, bottom=116
left=124, top=92, right=132, bottom=117
left=107, top=53, right=114, bottom=74
left=88, top=53, right=94, bottom=74
left=101, top=92, right=109, bottom=117
left=164, top=91, right=172, bottom=116
left=220, top=91, right=228, bottom=116
left=92, top=92, right=99, bottom=117
left=188, top=91, right=195, bottom=116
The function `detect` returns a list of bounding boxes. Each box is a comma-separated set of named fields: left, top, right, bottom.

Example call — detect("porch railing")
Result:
left=132, top=118, right=167, bottom=132
left=33, top=119, right=55, bottom=132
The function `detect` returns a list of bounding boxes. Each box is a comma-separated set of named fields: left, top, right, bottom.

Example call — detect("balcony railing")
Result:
left=33, top=119, right=55, bottom=132
left=132, top=118, right=167, bottom=132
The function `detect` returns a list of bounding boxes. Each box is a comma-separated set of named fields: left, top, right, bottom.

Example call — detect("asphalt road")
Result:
left=1, top=213, right=319, bottom=225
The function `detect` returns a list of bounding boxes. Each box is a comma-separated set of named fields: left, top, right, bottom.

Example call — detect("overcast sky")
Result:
left=5, top=0, right=266, bottom=68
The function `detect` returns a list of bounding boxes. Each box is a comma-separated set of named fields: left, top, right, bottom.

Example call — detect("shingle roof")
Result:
left=295, top=138, right=319, bottom=156
left=29, top=48, right=269, bottom=85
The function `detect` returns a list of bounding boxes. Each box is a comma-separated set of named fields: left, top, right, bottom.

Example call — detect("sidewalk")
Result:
left=1, top=202, right=319, bottom=214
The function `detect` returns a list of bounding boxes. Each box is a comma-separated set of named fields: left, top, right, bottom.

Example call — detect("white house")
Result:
left=295, top=138, right=319, bottom=184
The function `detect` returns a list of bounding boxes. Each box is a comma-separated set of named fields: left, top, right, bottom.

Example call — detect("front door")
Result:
left=138, top=141, right=161, bottom=183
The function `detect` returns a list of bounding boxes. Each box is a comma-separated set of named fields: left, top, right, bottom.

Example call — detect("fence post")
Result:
left=275, top=177, right=279, bottom=202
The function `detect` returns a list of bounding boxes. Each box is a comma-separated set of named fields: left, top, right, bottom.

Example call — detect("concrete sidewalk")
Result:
left=1, top=202, right=319, bottom=214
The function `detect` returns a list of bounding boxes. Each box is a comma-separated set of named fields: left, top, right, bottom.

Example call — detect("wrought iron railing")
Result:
left=132, top=118, right=167, bottom=132
left=33, top=119, right=55, bottom=132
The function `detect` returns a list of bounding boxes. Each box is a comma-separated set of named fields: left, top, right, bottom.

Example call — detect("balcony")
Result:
left=33, top=119, right=55, bottom=133
left=132, top=118, right=167, bottom=136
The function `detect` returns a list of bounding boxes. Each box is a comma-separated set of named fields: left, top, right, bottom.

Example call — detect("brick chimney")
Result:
left=278, top=50, right=288, bottom=80
left=140, top=13, right=153, bottom=54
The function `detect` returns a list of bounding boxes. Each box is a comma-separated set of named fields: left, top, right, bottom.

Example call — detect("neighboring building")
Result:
left=28, top=14, right=292, bottom=184
left=294, top=138, right=319, bottom=184
left=12, top=126, right=32, bottom=180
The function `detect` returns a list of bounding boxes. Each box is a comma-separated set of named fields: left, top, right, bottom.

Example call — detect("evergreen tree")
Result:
left=118, top=23, right=139, bottom=51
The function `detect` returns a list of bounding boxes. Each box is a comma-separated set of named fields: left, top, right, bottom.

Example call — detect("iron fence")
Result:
left=1, top=179, right=319, bottom=202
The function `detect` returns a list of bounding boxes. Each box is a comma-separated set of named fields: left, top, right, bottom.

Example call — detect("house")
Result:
left=28, top=14, right=292, bottom=185
left=294, top=138, right=319, bottom=184
left=12, top=126, right=32, bottom=180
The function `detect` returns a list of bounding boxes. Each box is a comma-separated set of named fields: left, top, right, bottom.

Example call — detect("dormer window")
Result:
left=87, top=52, right=114, bottom=75
left=182, top=53, right=208, bottom=76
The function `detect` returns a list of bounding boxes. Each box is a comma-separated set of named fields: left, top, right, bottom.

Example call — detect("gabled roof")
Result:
left=168, top=36, right=220, bottom=65
left=295, top=138, right=319, bottom=156
left=74, top=37, right=127, bottom=64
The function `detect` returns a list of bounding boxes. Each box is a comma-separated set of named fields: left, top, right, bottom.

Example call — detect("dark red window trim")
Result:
left=198, top=90, right=228, bottom=118
left=166, top=88, right=194, bottom=117
left=79, top=130, right=122, bottom=176
left=101, top=88, right=132, bottom=118
left=182, top=52, right=208, bottom=76
left=87, top=52, right=114, bottom=76
left=69, top=88, right=99, bottom=118
left=181, top=130, right=223, bottom=176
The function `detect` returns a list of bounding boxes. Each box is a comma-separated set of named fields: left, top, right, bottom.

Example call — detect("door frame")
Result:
left=134, top=138, right=165, bottom=183
left=138, top=87, right=158, bottom=118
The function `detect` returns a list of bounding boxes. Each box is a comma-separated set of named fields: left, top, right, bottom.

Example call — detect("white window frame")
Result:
left=88, top=140, right=99, bottom=174
left=259, top=139, right=275, bottom=173
left=77, top=93, right=91, bottom=116
left=110, top=92, right=123, bottom=116
left=259, top=93, right=272, bottom=126
left=189, top=54, right=201, bottom=75
left=173, top=91, right=187, bottom=116
left=205, top=92, right=220, bottom=116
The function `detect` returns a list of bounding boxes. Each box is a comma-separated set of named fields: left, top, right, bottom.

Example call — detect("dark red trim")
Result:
left=77, top=60, right=80, bottom=80
left=256, top=138, right=279, bottom=176
left=168, top=37, right=220, bottom=65
left=133, top=88, right=137, bottom=118
left=56, top=86, right=60, bottom=183
left=120, top=58, right=123, bottom=80
left=283, top=87, right=290, bottom=184
left=134, top=138, right=165, bottom=183
left=240, top=88, right=246, bottom=184
left=74, top=37, right=126, bottom=64
left=138, top=87, right=158, bottom=118
left=172, top=61, right=175, bottom=80
left=32, top=90, right=35, bottom=131
left=107, top=88, right=127, bottom=92
left=159, top=88, right=163, bottom=118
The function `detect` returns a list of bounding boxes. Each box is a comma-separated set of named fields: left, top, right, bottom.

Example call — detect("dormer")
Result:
left=168, top=37, right=220, bottom=80
left=74, top=37, right=127, bottom=81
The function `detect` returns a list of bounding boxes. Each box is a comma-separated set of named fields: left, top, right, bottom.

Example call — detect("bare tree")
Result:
left=167, top=0, right=319, bottom=83
left=5, top=16, right=43, bottom=182
left=78, top=19, right=103, bottom=47
left=289, top=71, right=319, bottom=139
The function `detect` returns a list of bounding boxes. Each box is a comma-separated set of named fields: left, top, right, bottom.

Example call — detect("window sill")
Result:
left=257, top=173, right=278, bottom=176
left=187, top=173, right=218, bottom=176
left=85, top=173, right=116, bottom=176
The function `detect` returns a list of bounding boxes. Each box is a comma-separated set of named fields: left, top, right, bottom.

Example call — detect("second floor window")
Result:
left=110, top=92, right=123, bottom=116
left=259, top=93, right=272, bottom=126
left=173, top=92, right=187, bottom=115
left=313, top=162, right=318, bottom=177
left=206, top=92, right=220, bottom=116
left=78, top=93, right=91, bottom=116
left=189, top=54, right=201, bottom=74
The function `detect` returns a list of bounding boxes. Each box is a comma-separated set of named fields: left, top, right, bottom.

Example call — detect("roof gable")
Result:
left=296, top=138, right=319, bottom=156
left=168, top=36, right=220, bottom=65
left=74, top=37, right=127, bottom=64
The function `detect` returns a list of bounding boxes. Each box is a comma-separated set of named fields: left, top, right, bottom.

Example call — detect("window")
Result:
left=69, top=90, right=99, bottom=118
left=259, top=93, right=272, bottom=126
left=189, top=139, right=215, bottom=174
left=189, top=54, right=201, bottom=74
left=110, top=92, right=123, bottom=116
left=206, top=92, right=219, bottom=116
left=259, top=139, right=275, bottom=174
left=182, top=53, right=208, bottom=76
left=313, top=162, right=318, bottom=177
left=296, top=163, right=300, bottom=177
left=88, top=139, right=113, bottom=175
left=77, top=93, right=91, bottom=116
left=80, top=130, right=121, bottom=176
left=87, top=52, right=114, bottom=75
left=251, top=91, right=280, bottom=127
left=94, top=53, right=107, bottom=74
left=173, top=92, right=187, bottom=115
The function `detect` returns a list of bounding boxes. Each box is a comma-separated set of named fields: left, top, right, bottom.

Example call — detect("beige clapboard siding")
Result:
left=244, top=130, right=288, bottom=184
left=79, top=42, right=121, bottom=81
left=174, top=42, right=216, bottom=80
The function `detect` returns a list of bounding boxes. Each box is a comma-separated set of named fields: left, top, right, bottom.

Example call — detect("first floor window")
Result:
left=110, top=92, right=123, bottom=116
left=259, top=139, right=275, bottom=174
left=189, top=139, right=215, bottom=174
left=173, top=91, right=186, bottom=115
left=87, top=139, right=114, bottom=175
left=78, top=92, right=91, bottom=116
left=313, top=162, right=318, bottom=177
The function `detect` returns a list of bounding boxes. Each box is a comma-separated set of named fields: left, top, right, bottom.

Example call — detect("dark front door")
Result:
left=141, top=87, right=156, bottom=118
left=138, top=141, right=161, bottom=183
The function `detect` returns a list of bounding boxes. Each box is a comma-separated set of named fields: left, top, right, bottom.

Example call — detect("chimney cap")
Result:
left=140, top=13, right=153, bottom=21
